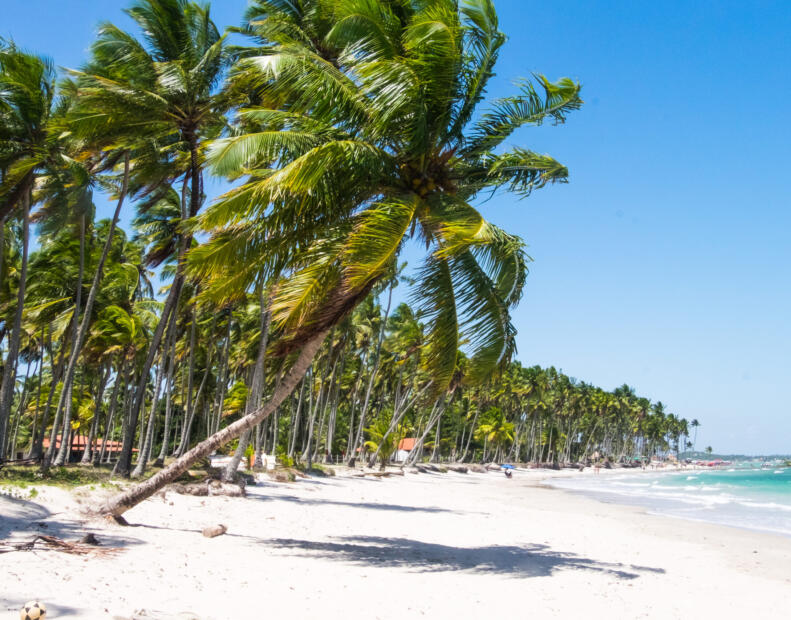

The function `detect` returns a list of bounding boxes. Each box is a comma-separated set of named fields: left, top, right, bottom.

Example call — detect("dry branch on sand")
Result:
left=0, top=534, right=120, bottom=556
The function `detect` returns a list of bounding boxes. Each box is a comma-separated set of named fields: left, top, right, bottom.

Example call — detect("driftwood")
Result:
left=201, top=524, right=227, bottom=538
left=447, top=465, right=468, bottom=474
left=168, top=479, right=245, bottom=498
left=0, top=534, right=120, bottom=556
left=353, top=470, right=405, bottom=478
left=415, top=464, right=447, bottom=474
left=467, top=464, right=488, bottom=473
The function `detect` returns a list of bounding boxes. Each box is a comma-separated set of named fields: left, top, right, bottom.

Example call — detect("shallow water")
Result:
left=548, top=466, right=791, bottom=537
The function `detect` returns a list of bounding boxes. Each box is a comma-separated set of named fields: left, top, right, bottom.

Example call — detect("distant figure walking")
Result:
left=594, top=463, right=601, bottom=475
left=504, top=469, right=512, bottom=478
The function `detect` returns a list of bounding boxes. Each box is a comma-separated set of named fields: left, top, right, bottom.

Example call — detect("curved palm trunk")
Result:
left=367, top=380, right=433, bottom=468
left=53, top=213, right=87, bottom=466
left=0, top=191, right=30, bottom=463
left=406, top=398, right=446, bottom=466
left=96, top=359, right=126, bottom=465
left=347, top=290, right=392, bottom=466
left=99, top=328, right=329, bottom=517
left=459, top=407, right=480, bottom=463
left=132, top=351, right=167, bottom=477
left=153, top=315, right=178, bottom=466
left=30, top=330, right=65, bottom=461
left=81, top=364, right=110, bottom=464
left=54, top=159, right=130, bottom=466
left=287, top=377, right=307, bottom=459
left=222, top=302, right=271, bottom=481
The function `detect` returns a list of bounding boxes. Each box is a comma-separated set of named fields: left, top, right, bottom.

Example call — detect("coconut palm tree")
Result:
left=0, top=44, right=60, bottom=462
left=98, top=0, right=580, bottom=516
left=68, top=0, right=228, bottom=475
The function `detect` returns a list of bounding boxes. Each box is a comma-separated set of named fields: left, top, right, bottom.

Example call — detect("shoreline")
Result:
left=537, top=465, right=791, bottom=540
left=3, top=467, right=791, bottom=618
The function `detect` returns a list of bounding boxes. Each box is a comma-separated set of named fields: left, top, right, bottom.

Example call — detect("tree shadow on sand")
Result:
left=246, top=488, right=464, bottom=514
left=263, top=536, right=665, bottom=580
left=0, top=494, right=142, bottom=548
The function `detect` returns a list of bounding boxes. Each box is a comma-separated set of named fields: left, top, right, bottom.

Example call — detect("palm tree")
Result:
left=364, top=418, right=407, bottom=471
left=690, top=418, right=700, bottom=452
left=98, top=0, right=580, bottom=516
left=68, top=0, right=228, bottom=475
left=0, top=44, right=59, bottom=462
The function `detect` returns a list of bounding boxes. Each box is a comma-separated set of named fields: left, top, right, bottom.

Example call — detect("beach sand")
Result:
left=2, top=468, right=790, bottom=619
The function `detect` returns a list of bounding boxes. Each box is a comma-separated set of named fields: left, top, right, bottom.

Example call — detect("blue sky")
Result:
left=3, top=1, right=790, bottom=453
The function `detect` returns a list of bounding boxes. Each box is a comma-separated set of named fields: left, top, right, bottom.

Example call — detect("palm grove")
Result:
left=0, top=0, right=694, bottom=515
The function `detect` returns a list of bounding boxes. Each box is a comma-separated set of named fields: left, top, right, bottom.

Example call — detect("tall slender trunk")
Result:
left=344, top=346, right=368, bottom=463
left=132, top=348, right=168, bottom=477
left=116, top=165, right=192, bottom=476
left=349, top=287, right=393, bottom=464
left=368, top=379, right=433, bottom=467
left=100, top=328, right=329, bottom=517
left=0, top=190, right=30, bottom=463
left=459, top=407, right=480, bottom=463
left=223, top=299, right=270, bottom=481
left=288, top=378, right=307, bottom=458
left=30, top=329, right=65, bottom=460
left=81, top=364, right=110, bottom=464
left=406, top=398, right=446, bottom=466
left=154, top=312, right=179, bottom=466
left=28, top=347, right=45, bottom=457
left=53, top=213, right=87, bottom=466
left=97, top=359, right=126, bottom=465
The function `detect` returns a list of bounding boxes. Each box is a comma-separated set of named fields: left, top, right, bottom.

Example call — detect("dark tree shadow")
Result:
left=262, top=536, right=665, bottom=580
left=0, top=495, right=142, bottom=548
left=246, top=492, right=459, bottom=514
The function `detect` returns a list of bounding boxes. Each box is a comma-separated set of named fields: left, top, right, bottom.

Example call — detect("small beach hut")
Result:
left=394, top=438, right=417, bottom=462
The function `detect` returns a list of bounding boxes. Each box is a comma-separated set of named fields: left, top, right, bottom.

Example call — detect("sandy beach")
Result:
left=2, top=468, right=791, bottom=619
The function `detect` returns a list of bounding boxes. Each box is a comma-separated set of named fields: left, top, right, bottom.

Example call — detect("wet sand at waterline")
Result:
left=2, top=468, right=791, bottom=619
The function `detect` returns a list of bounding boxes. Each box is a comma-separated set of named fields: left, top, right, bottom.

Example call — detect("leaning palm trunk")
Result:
left=348, top=288, right=392, bottom=464
left=81, top=364, right=110, bottom=464
left=132, top=351, right=167, bottom=477
left=406, top=399, right=446, bottom=466
left=367, top=380, right=433, bottom=468
left=99, top=328, right=329, bottom=517
left=54, top=159, right=130, bottom=466
left=0, top=192, right=30, bottom=463
left=153, top=316, right=178, bottom=466
left=222, top=302, right=271, bottom=481
left=53, top=213, right=87, bottom=466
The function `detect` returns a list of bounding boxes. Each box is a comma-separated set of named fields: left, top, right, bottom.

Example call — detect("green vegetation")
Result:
left=0, top=0, right=694, bottom=516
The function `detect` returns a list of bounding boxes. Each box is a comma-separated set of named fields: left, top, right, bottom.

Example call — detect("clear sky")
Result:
left=3, top=1, right=789, bottom=454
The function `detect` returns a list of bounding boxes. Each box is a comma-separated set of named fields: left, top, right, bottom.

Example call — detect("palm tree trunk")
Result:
left=287, top=377, right=306, bottom=459
left=132, top=351, right=167, bottom=477
left=99, top=328, right=329, bottom=517
left=30, top=328, right=65, bottom=460
left=344, top=346, right=368, bottom=464
left=154, top=313, right=178, bottom=466
left=0, top=190, right=30, bottom=464
left=53, top=213, right=88, bottom=466
left=223, top=300, right=271, bottom=481
left=349, top=287, right=393, bottom=463
left=368, top=380, right=433, bottom=467
left=97, top=359, right=126, bottom=465
left=81, top=364, right=110, bottom=464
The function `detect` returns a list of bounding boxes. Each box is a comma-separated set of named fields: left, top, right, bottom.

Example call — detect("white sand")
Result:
left=2, top=468, right=791, bottom=619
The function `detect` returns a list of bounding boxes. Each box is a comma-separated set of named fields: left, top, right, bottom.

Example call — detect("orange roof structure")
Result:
left=397, top=438, right=417, bottom=451
left=42, top=435, right=131, bottom=453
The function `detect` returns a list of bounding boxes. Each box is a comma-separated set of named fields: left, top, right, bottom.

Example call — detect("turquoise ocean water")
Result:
left=549, top=466, right=791, bottom=537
